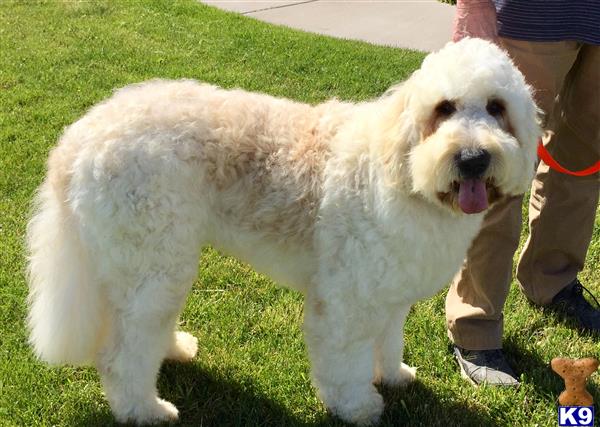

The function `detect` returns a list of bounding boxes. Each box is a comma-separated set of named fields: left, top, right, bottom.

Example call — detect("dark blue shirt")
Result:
left=492, top=0, right=600, bottom=45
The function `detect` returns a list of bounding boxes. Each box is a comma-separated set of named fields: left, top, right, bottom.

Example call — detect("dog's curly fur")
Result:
left=26, top=38, right=540, bottom=425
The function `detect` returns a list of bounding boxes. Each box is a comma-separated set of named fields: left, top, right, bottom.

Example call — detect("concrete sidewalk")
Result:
left=201, top=1, right=455, bottom=52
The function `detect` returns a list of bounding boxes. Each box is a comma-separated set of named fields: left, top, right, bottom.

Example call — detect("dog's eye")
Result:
left=486, top=99, right=505, bottom=117
left=435, top=100, right=456, bottom=117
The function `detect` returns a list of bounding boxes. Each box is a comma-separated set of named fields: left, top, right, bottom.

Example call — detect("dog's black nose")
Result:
left=455, top=148, right=491, bottom=178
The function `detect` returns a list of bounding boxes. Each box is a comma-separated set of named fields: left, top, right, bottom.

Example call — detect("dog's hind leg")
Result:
left=374, top=304, right=416, bottom=387
left=96, top=259, right=198, bottom=425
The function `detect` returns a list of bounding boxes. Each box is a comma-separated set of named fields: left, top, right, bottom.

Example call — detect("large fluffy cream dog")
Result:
left=27, top=38, right=540, bottom=425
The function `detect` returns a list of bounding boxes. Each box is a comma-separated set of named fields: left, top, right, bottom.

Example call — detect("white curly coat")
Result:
left=26, top=39, right=540, bottom=425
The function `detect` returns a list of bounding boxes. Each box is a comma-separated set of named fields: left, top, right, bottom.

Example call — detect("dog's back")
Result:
left=26, top=80, right=351, bottom=367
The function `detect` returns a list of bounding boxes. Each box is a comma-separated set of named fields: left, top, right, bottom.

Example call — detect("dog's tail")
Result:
left=26, top=173, right=104, bottom=366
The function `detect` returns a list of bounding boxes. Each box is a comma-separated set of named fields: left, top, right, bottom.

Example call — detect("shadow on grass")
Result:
left=378, top=380, right=503, bottom=427
left=66, top=359, right=506, bottom=426
left=539, top=302, right=600, bottom=342
left=158, top=361, right=318, bottom=426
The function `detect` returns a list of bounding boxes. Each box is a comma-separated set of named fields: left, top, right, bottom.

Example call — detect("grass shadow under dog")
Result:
left=67, top=360, right=504, bottom=426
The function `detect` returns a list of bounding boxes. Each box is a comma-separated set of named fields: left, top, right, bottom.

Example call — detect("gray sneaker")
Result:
left=453, top=346, right=520, bottom=386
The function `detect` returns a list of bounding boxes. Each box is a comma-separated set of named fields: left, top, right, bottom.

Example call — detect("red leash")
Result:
left=537, top=140, right=600, bottom=177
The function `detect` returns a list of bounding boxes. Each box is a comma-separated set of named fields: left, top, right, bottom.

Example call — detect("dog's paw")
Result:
left=330, top=388, right=384, bottom=426
left=145, top=398, right=179, bottom=424
left=114, top=397, right=179, bottom=425
left=166, top=331, right=198, bottom=362
left=376, top=362, right=417, bottom=387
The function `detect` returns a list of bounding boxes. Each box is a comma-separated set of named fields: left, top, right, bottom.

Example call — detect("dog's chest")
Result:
left=378, top=208, right=482, bottom=304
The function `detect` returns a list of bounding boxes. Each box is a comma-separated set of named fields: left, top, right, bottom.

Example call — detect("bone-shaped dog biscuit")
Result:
left=551, top=357, right=599, bottom=406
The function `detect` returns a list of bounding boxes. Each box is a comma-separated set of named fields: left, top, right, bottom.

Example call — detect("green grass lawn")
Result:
left=1, top=1, right=598, bottom=426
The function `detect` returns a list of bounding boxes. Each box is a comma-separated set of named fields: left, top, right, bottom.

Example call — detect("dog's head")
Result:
left=381, top=38, right=541, bottom=215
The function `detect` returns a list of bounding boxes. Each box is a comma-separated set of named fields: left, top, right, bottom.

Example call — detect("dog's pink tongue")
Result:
left=458, top=179, right=488, bottom=214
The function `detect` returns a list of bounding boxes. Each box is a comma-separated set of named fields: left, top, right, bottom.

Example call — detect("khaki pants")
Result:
left=445, top=38, right=600, bottom=350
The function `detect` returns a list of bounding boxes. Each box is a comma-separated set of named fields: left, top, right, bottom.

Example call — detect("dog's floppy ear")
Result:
left=375, top=77, right=418, bottom=189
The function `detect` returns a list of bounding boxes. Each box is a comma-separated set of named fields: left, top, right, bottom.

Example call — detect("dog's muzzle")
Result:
left=454, top=148, right=491, bottom=214
left=455, top=148, right=491, bottom=179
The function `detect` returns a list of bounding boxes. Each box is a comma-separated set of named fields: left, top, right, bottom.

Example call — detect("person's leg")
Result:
left=446, top=39, right=580, bottom=351
left=517, top=44, right=600, bottom=305
left=446, top=195, right=522, bottom=350
left=502, top=39, right=582, bottom=127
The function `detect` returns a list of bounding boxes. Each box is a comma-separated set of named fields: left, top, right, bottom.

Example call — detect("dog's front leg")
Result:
left=374, top=304, right=416, bottom=387
left=304, top=295, right=384, bottom=426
